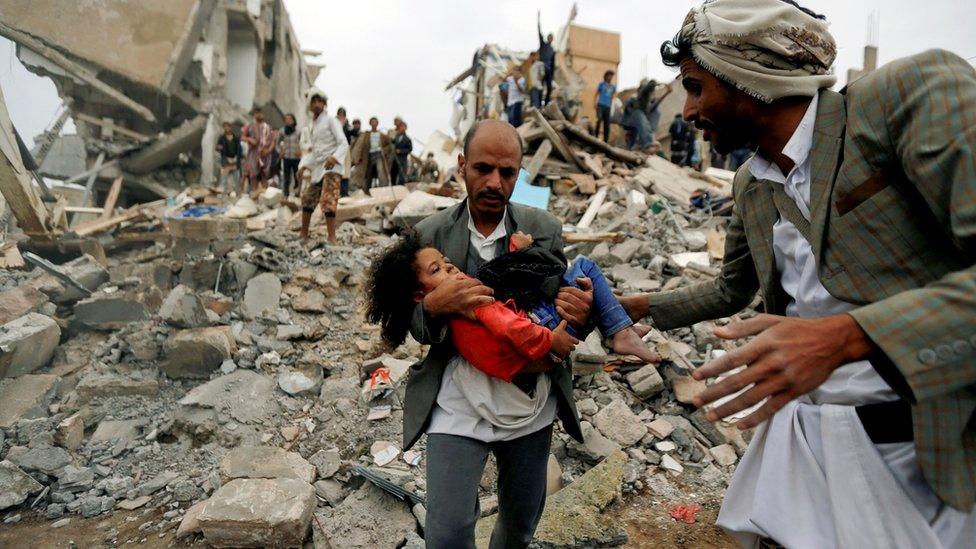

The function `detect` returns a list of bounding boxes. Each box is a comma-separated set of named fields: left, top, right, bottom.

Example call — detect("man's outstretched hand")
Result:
left=692, top=313, right=873, bottom=430
left=556, top=277, right=593, bottom=330
left=423, top=274, right=493, bottom=321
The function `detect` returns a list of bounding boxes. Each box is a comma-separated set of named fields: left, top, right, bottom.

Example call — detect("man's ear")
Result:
left=413, top=290, right=426, bottom=304
left=456, top=153, right=466, bottom=182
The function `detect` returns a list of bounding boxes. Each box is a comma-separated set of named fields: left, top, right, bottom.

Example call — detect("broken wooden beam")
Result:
left=73, top=113, right=150, bottom=142
left=523, top=139, right=552, bottom=181
left=0, top=22, right=156, bottom=123
left=0, top=87, right=54, bottom=240
left=562, top=231, right=625, bottom=244
left=576, top=186, right=609, bottom=230
left=555, top=121, right=646, bottom=165
left=529, top=109, right=585, bottom=171
left=101, top=176, right=124, bottom=220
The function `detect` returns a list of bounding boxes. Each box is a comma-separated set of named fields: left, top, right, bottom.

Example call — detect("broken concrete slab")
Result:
left=73, top=290, right=156, bottom=330
left=57, top=465, right=95, bottom=493
left=592, top=399, right=647, bottom=447
left=313, top=483, right=416, bottom=549
left=0, top=285, right=48, bottom=326
left=0, top=460, right=42, bottom=511
left=218, top=447, right=316, bottom=484
left=646, top=418, right=675, bottom=439
left=0, top=313, right=61, bottom=378
left=569, top=421, right=620, bottom=462
left=241, top=273, right=281, bottom=319
left=0, top=374, right=60, bottom=428
left=158, top=284, right=210, bottom=328
left=55, top=413, right=84, bottom=451
left=476, top=450, right=628, bottom=548
left=709, top=444, right=737, bottom=467
left=277, top=365, right=323, bottom=396
left=6, top=445, right=72, bottom=475
left=607, top=239, right=642, bottom=265
left=76, top=372, right=159, bottom=403
left=168, top=216, right=246, bottom=242
left=176, top=499, right=208, bottom=539
left=672, top=375, right=707, bottom=404
left=308, top=449, right=341, bottom=480
left=45, top=254, right=110, bottom=304
left=178, top=369, right=279, bottom=426
left=90, top=419, right=141, bottom=445
left=626, top=364, right=665, bottom=400
left=199, top=478, right=316, bottom=548
left=161, top=326, right=236, bottom=379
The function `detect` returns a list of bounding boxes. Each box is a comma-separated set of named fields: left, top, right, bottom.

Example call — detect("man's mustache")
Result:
left=478, top=190, right=505, bottom=201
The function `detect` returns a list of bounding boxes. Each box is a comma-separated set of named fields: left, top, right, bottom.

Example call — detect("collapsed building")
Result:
left=0, top=0, right=319, bottom=241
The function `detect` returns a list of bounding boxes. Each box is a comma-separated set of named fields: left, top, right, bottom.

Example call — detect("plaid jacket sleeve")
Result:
left=647, top=174, right=760, bottom=330
left=848, top=49, right=976, bottom=401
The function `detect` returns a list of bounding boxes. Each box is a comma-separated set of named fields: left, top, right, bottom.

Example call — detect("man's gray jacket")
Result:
left=402, top=200, right=584, bottom=450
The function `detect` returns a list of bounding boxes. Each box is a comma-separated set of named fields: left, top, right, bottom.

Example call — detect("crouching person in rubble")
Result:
left=619, top=0, right=976, bottom=546
left=390, top=120, right=596, bottom=548
left=297, top=88, right=349, bottom=244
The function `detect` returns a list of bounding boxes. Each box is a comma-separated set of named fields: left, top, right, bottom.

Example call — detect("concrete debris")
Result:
left=277, top=365, right=323, bottom=396
left=6, top=445, right=72, bottom=476
left=313, top=483, right=416, bottom=549
left=0, top=460, right=43, bottom=511
left=218, top=447, right=316, bottom=484
left=161, top=326, right=236, bottom=379
left=54, top=414, right=84, bottom=451
left=626, top=364, right=665, bottom=399
left=592, top=400, right=647, bottom=447
left=0, top=313, right=61, bottom=378
left=158, top=284, right=210, bottom=328
left=198, top=478, right=317, bottom=549
left=0, top=374, right=60, bottom=428
left=242, top=273, right=282, bottom=319
left=0, top=285, right=48, bottom=325
left=309, top=449, right=342, bottom=480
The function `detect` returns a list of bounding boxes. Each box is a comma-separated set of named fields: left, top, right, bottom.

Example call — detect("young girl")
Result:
left=363, top=230, right=658, bottom=383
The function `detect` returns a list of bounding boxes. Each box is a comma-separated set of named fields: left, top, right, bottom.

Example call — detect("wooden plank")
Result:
left=523, top=139, right=552, bottom=181
left=73, top=113, right=150, bottom=142
left=100, top=176, right=124, bottom=220
left=0, top=87, right=52, bottom=240
left=576, top=186, right=608, bottom=230
left=575, top=151, right=604, bottom=178
left=72, top=208, right=145, bottom=237
left=0, top=23, right=156, bottom=123
left=562, top=231, right=625, bottom=244
left=567, top=173, right=596, bottom=194
left=0, top=242, right=25, bottom=269
left=556, top=121, right=645, bottom=165
left=64, top=206, right=104, bottom=214
left=63, top=158, right=118, bottom=186
left=528, top=109, right=585, bottom=171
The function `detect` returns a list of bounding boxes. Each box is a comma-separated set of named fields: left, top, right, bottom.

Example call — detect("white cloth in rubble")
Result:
left=298, top=112, right=348, bottom=183
left=717, top=94, right=976, bottom=548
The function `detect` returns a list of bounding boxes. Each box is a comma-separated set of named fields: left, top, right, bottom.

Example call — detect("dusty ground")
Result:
left=0, top=489, right=733, bottom=549
left=609, top=489, right=735, bottom=548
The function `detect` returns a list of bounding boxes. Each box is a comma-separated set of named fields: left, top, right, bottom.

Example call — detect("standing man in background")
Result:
left=278, top=113, right=301, bottom=198
left=391, top=121, right=413, bottom=186
left=297, top=89, right=348, bottom=244
left=594, top=70, right=616, bottom=143
left=505, top=67, right=526, bottom=127
left=528, top=51, right=546, bottom=109
left=537, top=12, right=556, bottom=105
left=241, top=107, right=275, bottom=194
left=352, top=116, right=391, bottom=192
left=216, top=122, right=242, bottom=196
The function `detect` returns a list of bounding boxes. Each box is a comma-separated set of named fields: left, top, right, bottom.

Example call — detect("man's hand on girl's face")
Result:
left=423, top=275, right=493, bottom=321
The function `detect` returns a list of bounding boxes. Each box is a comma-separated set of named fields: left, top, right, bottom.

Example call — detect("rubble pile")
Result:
left=0, top=103, right=744, bottom=547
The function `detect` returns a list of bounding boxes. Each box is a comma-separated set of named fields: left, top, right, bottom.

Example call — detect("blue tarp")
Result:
left=509, top=168, right=551, bottom=210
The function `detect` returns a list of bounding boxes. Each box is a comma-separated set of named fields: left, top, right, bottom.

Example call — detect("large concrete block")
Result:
left=0, top=286, right=48, bottom=325
left=161, top=326, right=236, bottom=379
left=0, top=460, right=43, bottom=511
left=73, top=291, right=155, bottom=330
left=218, top=447, right=316, bottom=484
left=0, top=374, right=60, bottom=428
left=592, top=399, right=647, bottom=447
left=241, top=273, right=281, bottom=319
left=158, top=284, right=210, bottom=328
left=168, top=217, right=246, bottom=241
left=0, top=314, right=61, bottom=378
left=198, top=478, right=316, bottom=548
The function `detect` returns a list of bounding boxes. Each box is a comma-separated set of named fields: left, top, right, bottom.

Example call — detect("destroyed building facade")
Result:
left=0, top=0, right=319, bottom=236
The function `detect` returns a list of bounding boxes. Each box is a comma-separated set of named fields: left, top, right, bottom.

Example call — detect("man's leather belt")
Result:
left=855, top=399, right=914, bottom=444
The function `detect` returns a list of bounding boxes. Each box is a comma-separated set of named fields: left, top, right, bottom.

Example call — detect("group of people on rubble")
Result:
left=360, top=0, right=976, bottom=548
left=214, top=91, right=445, bottom=243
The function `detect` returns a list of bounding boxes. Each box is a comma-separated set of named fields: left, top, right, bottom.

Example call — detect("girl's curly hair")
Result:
left=363, top=231, right=425, bottom=347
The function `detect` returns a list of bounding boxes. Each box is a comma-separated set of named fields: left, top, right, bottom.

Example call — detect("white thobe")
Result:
left=716, top=94, right=976, bottom=548
left=297, top=114, right=348, bottom=183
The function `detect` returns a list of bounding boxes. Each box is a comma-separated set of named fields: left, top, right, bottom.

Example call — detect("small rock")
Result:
left=660, top=454, right=684, bottom=474
left=276, top=365, right=324, bottom=396
left=176, top=500, right=207, bottom=539
left=370, top=441, right=399, bottom=467
left=576, top=398, right=598, bottom=416
left=709, top=444, right=738, bottom=467
left=592, top=400, right=647, bottom=446
left=116, top=495, right=151, bottom=510
left=672, top=375, right=707, bottom=404
left=0, top=460, right=43, bottom=510
left=646, top=418, right=675, bottom=439
left=626, top=364, right=665, bottom=399
left=308, top=449, right=341, bottom=479
left=55, top=414, right=84, bottom=451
